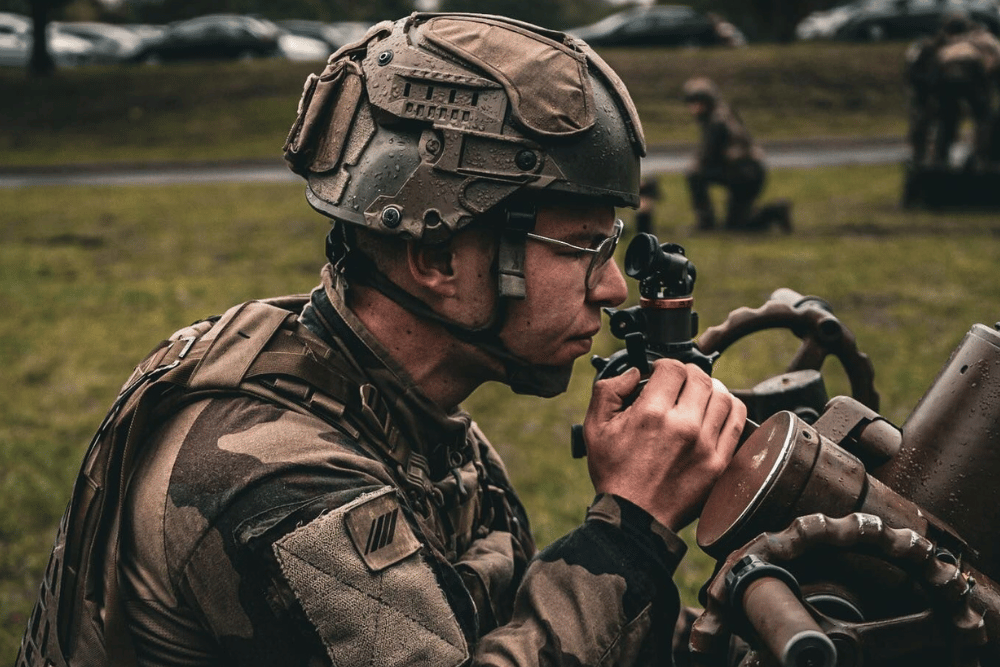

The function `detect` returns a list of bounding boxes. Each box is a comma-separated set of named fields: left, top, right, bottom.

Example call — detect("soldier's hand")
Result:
left=583, top=359, right=746, bottom=532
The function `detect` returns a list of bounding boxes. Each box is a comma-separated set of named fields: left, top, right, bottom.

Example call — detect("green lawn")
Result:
left=0, top=41, right=912, bottom=166
left=3, top=160, right=1000, bottom=659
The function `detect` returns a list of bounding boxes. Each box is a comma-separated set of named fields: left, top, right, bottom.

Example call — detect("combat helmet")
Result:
left=941, top=9, right=973, bottom=35
left=283, top=12, right=646, bottom=396
left=681, top=76, right=719, bottom=107
left=285, top=12, right=645, bottom=245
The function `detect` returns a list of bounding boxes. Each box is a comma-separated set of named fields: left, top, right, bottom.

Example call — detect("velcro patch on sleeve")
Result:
left=272, top=487, right=468, bottom=667
left=344, top=488, right=420, bottom=571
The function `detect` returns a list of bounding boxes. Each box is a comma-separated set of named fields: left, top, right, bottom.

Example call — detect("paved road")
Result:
left=0, top=138, right=914, bottom=189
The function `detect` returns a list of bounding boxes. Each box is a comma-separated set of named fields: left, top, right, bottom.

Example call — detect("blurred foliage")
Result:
left=0, top=0, right=30, bottom=13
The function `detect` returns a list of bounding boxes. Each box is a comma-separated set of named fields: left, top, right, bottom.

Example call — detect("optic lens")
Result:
left=585, top=219, right=623, bottom=290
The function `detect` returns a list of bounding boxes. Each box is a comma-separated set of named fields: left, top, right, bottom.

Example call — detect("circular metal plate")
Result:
left=697, top=411, right=801, bottom=556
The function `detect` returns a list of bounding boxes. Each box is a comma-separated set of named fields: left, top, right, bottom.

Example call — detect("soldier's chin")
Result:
left=506, top=363, right=575, bottom=398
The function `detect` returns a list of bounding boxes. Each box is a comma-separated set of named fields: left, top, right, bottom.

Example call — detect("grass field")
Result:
left=4, top=163, right=1000, bottom=659
left=2, top=39, right=999, bottom=662
left=0, top=41, right=912, bottom=166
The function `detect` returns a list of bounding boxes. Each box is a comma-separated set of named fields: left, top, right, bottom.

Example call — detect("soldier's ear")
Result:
left=406, top=240, right=458, bottom=297
left=404, top=229, right=498, bottom=329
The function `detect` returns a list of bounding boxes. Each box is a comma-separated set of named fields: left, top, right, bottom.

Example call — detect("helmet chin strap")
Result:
left=327, top=216, right=574, bottom=398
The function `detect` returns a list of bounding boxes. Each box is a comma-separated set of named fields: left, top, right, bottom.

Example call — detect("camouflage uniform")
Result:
left=965, top=26, right=1000, bottom=163
left=682, top=78, right=787, bottom=232
left=929, top=19, right=1000, bottom=166
left=117, top=265, right=688, bottom=666
left=906, top=37, right=940, bottom=165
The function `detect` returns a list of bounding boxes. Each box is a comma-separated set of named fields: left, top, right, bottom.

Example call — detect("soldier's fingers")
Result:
left=701, top=379, right=732, bottom=442
left=591, top=367, right=642, bottom=416
left=633, top=358, right=688, bottom=411
left=674, top=364, right=714, bottom=415
left=699, top=379, right=733, bottom=440
left=712, top=381, right=747, bottom=461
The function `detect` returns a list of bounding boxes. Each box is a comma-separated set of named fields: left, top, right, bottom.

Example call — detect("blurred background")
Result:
left=6, top=0, right=1000, bottom=73
left=3, top=0, right=1000, bottom=662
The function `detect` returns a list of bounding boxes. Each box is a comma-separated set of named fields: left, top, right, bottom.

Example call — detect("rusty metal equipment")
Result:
left=585, top=232, right=1000, bottom=667
left=691, top=315, right=1000, bottom=667
left=698, top=287, right=880, bottom=423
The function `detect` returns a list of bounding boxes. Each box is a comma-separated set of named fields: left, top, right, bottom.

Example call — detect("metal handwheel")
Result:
left=688, top=513, right=987, bottom=667
left=696, top=288, right=879, bottom=423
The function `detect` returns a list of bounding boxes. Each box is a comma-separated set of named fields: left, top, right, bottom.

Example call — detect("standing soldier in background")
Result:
left=905, top=35, right=940, bottom=166
left=959, top=14, right=1000, bottom=163
left=928, top=11, right=1000, bottom=167
left=17, top=13, right=745, bottom=667
left=682, top=77, right=791, bottom=233
left=634, top=177, right=661, bottom=235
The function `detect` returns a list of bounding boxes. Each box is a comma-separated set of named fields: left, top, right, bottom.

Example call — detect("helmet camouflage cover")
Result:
left=284, top=12, right=646, bottom=242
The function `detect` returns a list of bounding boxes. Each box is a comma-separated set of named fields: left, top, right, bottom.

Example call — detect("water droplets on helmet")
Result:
left=285, top=12, right=646, bottom=241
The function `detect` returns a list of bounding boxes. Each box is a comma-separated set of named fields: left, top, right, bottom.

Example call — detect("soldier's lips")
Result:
left=566, top=329, right=600, bottom=356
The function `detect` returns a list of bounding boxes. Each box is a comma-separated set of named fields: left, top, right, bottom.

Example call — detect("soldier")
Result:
left=682, top=77, right=791, bottom=233
left=18, top=13, right=744, bottom=667
left=929, top=12, right=1000, bottom=167
left=905, top=36, right=940, bottom=166
left=635, top=176, right=661, bottom=235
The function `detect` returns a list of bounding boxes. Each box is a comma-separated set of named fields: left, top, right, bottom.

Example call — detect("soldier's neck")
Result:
left=350, top=286, right=502, bottom=411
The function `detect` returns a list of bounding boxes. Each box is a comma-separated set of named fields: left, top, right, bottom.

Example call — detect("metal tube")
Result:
left=741, top=576, right=837, bottom=667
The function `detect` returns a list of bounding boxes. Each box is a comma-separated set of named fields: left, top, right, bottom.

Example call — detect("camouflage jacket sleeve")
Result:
left=121, top=394, right=687, bottom=667
left=473, top=493, right=688, bottom=666
left=695, top=116, right=730, bottom=175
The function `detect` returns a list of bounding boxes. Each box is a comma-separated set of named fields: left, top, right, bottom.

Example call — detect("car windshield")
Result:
left=244, top=17, right=282, bottom=38
left=581, top=5, right=696, bottom=32
left=60, top=23, right=137, bottom=41
left=582, top=10, right=637, bottom=33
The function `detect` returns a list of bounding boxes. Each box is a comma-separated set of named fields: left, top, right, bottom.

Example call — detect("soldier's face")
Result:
left=498, top=204, right=628, bottom=368
left=687, top=101, right=707, bottom=118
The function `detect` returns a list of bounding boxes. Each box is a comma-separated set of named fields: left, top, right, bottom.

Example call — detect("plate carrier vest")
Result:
left=16, top=295, right=427, bottom=667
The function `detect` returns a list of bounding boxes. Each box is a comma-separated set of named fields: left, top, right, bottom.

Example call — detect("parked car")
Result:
left=567, top=5, right=745, bottom=47
left=53, top=21, right=145, bottom=63
left=0, top=12, right=97, bottom=67
left=277, top=19, right=371, bottom=52
left=798, top=0, right=1000, bottom=41
left=131, top=14, right=283, bottom=64
left=121, top=23, right=168, bottom=47
left=276, top=30, right=330, bottom=61
left=320, top=21, right=372, bottom=50
left=796, top=2, right=863, bottom=39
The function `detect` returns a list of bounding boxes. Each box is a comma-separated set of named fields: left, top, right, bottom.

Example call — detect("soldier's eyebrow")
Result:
left=564, top=227, right=614, bottom=247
